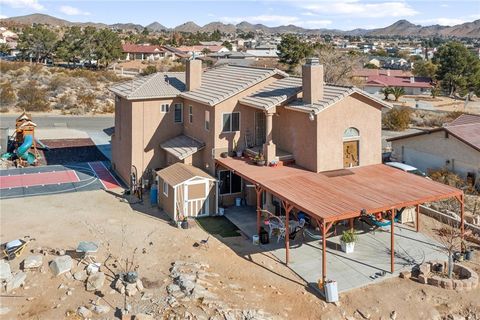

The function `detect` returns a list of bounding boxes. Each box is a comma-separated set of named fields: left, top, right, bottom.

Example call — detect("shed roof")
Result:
left=179, top=65, right=288, bottom=106
left=160, top=134, right=205, bottom=160
left=109, top=72, right=186, bottom=100
left=239, top=77, right=302, bottom=110
left=217, top=157, right=461, bottom=222
left=157, top=162, right=214, bottom=187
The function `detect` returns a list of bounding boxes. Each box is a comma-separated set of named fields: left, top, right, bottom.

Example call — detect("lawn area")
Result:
left=196, top=216, right=241, bottom=238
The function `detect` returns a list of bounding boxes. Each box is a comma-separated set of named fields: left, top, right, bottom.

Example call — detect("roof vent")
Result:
left=164, top=75, right=169, bottom=84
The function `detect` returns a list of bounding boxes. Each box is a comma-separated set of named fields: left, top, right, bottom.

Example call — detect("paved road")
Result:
left=0, top=115, right=114, bottom=131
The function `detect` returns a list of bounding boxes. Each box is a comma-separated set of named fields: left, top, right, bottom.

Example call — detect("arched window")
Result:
left=343, top=127, right=360, bottom=140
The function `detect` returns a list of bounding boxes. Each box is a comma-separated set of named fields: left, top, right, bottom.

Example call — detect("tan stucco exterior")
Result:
left=391, top=130, right=480, bottom=184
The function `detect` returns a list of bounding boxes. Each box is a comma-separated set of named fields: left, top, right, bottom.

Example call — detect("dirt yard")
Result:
left=0, top=189, right=479, bottom=320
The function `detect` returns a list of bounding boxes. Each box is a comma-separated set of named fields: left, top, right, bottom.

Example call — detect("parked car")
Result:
left=385, top=162, right=429, bottom=178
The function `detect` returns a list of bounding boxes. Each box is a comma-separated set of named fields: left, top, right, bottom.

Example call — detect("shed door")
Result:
left=343, top=140, right=359, bottom=168
left=184, top=180, right=209, bottom=217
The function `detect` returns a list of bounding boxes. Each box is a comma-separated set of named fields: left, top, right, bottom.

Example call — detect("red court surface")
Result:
left=88, top=162, right=121, bottom=189
left=0, top=170, right=80, bottom=189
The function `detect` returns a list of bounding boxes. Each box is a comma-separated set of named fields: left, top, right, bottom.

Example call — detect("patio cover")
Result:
left=160, top=135, right=205, bottom=161
left=216, top=157, right=462, bottom=223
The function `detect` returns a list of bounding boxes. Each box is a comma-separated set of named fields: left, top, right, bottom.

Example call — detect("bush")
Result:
left=429, top=168, right=466, bottom=188
left=17, top=80, right=50, bottom=111
left=48, top=74, right=69, bottom=92
left=101, top=100, right=114, bottom=113
left=141, top=65, right=157, bottom=76
left=0, top=61, right=29, bottom=74
left=78, top=92, right=96, bottom=113
left=382, top=106, right=412, bottom=131
left=0, top=81, right=16, bottom=105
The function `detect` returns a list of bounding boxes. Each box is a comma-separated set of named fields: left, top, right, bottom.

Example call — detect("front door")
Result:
left=343, top=140, right=359, bottom=168
left=255, top=112, right=266, bottom=146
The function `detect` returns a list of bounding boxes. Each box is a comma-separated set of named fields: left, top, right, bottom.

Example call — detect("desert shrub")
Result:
left=55, top=93, right=76, bottom=110
left=169, top=63, right=186, bottom=72
left=29, top=63, right=43, bottom=75
left=48, top=74, right=69, bottom=92
left=101, top=100, right=114, bottom=113
left=17, top=80, right=50, bottom=111
left=141, top=65, right=157, bottom=76
left=0, top=81, right=16, bottom=105
left=96, top=70, right=121, bottom=82
left=0, top=61, right=29, bottom=74
left=70, top=69, right=98, bottom=86
left=0, top=107, right=9, bottom=113
left=429, top=168, right=466, bottom=188
left=382, top=106, right=412, bottom=131
left=78, top=92, right=96, bottom=113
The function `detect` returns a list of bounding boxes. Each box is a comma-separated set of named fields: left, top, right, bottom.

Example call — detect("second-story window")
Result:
left=161, top=104, right=170, bottom=113
left=205, top=110, right=210, bottom=131
left=174, top=103, right=183, bottom=123
left=189, top=105, right=193, bottom=123
left=222, top=112, right=240, bottom=133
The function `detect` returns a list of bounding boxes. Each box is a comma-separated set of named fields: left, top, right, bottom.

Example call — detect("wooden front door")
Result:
left=254, top=112, right=266, bottom=146
left=343, top=140, right=359, bottom=168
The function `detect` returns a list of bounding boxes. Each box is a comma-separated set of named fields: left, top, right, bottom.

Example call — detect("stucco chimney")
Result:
left=186, top=59, right=202, bottom=91
left=302, top=57, right=324, bottom=105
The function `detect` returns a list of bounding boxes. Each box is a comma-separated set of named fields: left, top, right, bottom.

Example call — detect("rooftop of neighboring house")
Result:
left=365, top=75, right=432, bottom=88
left=245, top=49, right=279, bottom=58
left=353, top=68, right=413, bottom=78
left=122, top=43, right=165, bottom=54
left=176, top=45, right=226, bottom=53
left=387, top=114, right=480, bottom=152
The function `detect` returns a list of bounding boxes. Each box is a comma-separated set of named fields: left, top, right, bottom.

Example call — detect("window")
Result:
left=205, top=110, right=210, bottom=131
left=174, top=103, right=183, bottom=123
left=343, top=127, right=360, bottom=140
left=161, top=104, right=170, bottom=113
left=189, top=105, right=193, bottom=123
left=219, top=170, right=242, bottom=195
left=163, top=181, right=168, bottom=196
left=222, top=112, right=240, bottom=132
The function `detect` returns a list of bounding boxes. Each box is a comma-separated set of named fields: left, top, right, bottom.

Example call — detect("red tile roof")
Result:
left=176, top=45, right=225, bottom=53
left=353, top=68, right=413, bottom=78
left=122, top=43, right=165, bottom=53
left=366, top=75, right=432, bottom=88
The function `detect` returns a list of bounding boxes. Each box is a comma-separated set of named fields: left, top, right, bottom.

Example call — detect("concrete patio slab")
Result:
left=225, top=206, right=446, bottom=293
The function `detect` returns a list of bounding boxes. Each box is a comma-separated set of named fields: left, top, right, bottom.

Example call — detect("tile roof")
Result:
left=286, top=85, right=392, bottom=114
left=176, top=45, right=225, bottom=53
left=239, top=77, right=302, bottom=110
left=179, top=65, right=288, bottom=106
left=156, top=162, right=214, bottom=187
left=352, top=68, right=413, bottom=78
left=108, top=72, right=186, bottom=100
left=160, top=134, right=205, bottom=160
left=387, top=114, right=480, bottom=152
left=366, top=75, right=432, bottom=88
left=122, top=43, right=165, bottom=53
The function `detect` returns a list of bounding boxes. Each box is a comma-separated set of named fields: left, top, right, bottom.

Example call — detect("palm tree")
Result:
left=391, top=87, right=405, bottom=102
left=380, top=87, right=392, bottom=100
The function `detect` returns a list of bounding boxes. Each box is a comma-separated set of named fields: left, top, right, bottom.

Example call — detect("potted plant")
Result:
left=181, top=216, right=189, bottom=229
left=233, top=140, right=243, bottom=158
left=340, top=229, right=357, bottom=254
left=254, top=153, right=266, bottom=166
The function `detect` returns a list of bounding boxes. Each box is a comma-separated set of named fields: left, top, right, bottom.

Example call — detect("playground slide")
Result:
left=16, top=134, right=36, bottom=165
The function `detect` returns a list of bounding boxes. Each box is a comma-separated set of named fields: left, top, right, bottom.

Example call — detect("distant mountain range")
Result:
left=2, top=14, right=479, bottom=38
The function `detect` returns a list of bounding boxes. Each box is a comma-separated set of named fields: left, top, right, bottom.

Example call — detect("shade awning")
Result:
left=160, top=135, right=205, bottom=160
left=216, top=157, right=462, bottom=222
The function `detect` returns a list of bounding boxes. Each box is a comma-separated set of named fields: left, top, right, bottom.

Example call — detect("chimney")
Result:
left=386, top=69, right=391, bottom=77
left=186, top=59, right=202, bottom=91
left=302, top=57, right=324, bottom=105
left=410, top=76, right=415, bottom=83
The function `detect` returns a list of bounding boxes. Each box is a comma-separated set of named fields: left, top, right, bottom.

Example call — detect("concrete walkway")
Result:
left=225, top=206, right=446, bottom=293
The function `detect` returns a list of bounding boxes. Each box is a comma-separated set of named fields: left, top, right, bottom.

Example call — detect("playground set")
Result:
left=1, top=112, right=41, bottom=167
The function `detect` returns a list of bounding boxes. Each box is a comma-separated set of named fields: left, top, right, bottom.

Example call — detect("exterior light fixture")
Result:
left=309, top=111, right=315, bottom=121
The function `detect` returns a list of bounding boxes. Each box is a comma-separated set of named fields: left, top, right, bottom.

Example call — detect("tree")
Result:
left=433, top=41, right=480, bottom=96
left=92, top=29, right=122, bottom=68
left=391, top=87, right=405, bottom=101
left=413, top=60, right=437, bottom=79
left=222, top=40, right=232, bottom=51
left=201, top=48, right=211, bottom=56
left=312, top=44, right=361, bottom=85
left=277, top=34, right=313, bottom=73
left=436, top=223, right=464, bottom=279
left=0, top=43, right=10, bottom=55
left=431, top=85, right=440, bottom=98
left=211, top=29, right=222, bottom=41
left=141, top=65, right=157, bottom=75
left=364, top=62, right=378, bottom=69
left=17, top=25, right=58, bottom=62
left=380, top=87, right=393, bottom=100
left=56, top=26, right=84, bottom=64
left=382, top=106, right=412, bottom=131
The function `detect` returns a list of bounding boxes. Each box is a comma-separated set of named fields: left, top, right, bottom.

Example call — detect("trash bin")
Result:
left=252, top=235, right=260, bottom=245
left=324, top=280, right=339, bottom=303
left=259, top=227, right=269, bottom=244
left=235, top=197, right=242, bottom=207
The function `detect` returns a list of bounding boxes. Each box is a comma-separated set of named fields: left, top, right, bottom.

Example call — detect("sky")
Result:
left=0, top=0, right=479, bottom=30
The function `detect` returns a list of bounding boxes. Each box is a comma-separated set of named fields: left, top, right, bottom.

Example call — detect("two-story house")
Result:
left=109, top=58, right=392, bottom=219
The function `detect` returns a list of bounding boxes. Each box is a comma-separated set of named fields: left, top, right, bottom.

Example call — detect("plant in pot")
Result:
left=254, top=153, right=266, bottom=166
left=233, top=140, right=243, bottom=158
left=340, top=229, right=357, bottom=254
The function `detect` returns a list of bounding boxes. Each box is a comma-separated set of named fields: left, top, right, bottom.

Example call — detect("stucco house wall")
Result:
left=391, top=130, right=480, bottom=184
left=316, top=93, right=383, bottom=172
left=111, top=96, right=133, bottom=183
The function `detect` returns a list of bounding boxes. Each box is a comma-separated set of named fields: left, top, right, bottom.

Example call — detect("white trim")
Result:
left=173, top=185, right=177, bottom=220
left=163, top=181, right=169, bottom=196
left=169, top=175, right=216, bottom=188
left=221, top=111, right=241, bottom=133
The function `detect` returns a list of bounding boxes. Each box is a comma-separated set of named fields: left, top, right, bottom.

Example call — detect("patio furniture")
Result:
left=266, top=215, right=286, bottom=243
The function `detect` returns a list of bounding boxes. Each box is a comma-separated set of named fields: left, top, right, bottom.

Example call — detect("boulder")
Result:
left=49, top=255, right=73, bottom=276
left=0, top=307, right=11, bottom=315
left=73, top=270, right=88, bottom=281
left=126, top=283, right=138, bottom=296
left=0, top=261, right=12, bottom=281
left=6, top=271, right=27, bottom=292
left=23, top=255, right=43, bottom=269
left=175, top=275, right=195, bottom=294
left=114, top=278, right=125, bottom=294
left=77, top=306, right=92, bottom=319
left=135, top=314, right=154, bottom=320
left=93, top=304, right=110, bottom=314
left=86, top=272, right=105, bottom=291
left=136, top=279, right=144, bottom=292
